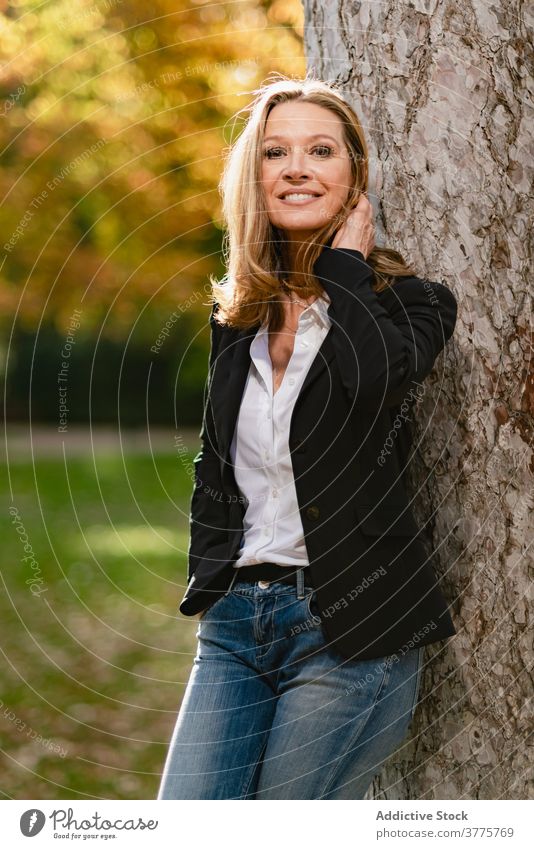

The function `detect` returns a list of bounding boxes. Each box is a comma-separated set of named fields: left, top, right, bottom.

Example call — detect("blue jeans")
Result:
left=157, top=572, right=424, bottom=800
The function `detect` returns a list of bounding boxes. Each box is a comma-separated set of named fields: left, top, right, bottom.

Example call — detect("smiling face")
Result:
left=260, top=100, right=354, bottom=244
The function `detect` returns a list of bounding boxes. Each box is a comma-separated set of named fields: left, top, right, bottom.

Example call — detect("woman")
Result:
left=158, top=75, right=458, bottom=800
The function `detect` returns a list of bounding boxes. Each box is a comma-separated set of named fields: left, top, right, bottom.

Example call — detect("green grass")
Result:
left=1, top=452, right=198, bottom=799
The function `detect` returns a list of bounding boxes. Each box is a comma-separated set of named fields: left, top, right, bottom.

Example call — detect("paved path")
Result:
left=1, top=424, right=201, bottom=460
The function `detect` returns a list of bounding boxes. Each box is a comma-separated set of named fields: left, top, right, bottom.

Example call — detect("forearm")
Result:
left=313, top=246, right=458, bottom=409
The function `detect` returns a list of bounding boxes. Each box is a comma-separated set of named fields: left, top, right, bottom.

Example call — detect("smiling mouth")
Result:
left=279, top=193, right=322, bottom=204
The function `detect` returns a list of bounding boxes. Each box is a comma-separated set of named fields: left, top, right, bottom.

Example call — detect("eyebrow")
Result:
left=262, top=133, right=340, bottom=144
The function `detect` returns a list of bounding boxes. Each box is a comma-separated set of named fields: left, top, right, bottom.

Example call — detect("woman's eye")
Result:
left=263, top=145, right=334, bottom=159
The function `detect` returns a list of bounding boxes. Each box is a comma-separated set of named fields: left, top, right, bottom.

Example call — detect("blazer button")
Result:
left=306, top=505, right=320, bottom=520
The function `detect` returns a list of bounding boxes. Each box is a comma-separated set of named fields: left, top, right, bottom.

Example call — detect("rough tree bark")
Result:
left=305, top=0, right=533, bottom=799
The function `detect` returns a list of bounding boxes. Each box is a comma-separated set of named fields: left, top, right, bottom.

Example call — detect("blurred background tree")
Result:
left=0, top=0, right=305, bottom=425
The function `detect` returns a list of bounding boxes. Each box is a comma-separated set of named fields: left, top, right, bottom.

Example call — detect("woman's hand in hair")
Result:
left=331, top=193, right=375, bottom=259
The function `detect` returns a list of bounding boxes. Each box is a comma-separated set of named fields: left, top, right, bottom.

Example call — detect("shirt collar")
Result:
left=308, top=291, right=331, bottom=329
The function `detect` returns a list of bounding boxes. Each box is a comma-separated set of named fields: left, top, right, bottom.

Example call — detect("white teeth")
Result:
left=282, top=193, right=318, bottom=200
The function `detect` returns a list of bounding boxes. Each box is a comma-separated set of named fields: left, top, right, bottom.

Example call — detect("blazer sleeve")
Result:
left=186, top=303, right=230, bottom=582
left=313, top=246, right=458, bottom=410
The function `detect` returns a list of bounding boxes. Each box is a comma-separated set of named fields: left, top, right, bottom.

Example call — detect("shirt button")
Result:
left=263, top=528, right=269, bottom=536
left=306, top=505, right=320, bottom=520
left=288, top=377, right=295, bottom=385
left=272, top=488, right=278, bottom=497
left=300, top=340, right=309, bottom=347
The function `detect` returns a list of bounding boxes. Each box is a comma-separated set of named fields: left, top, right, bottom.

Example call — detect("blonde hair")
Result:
left=210, top=72, right=416, bottom=332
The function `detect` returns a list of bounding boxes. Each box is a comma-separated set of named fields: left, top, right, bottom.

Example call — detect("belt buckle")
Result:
left=258, top=579, right=270, bottom=589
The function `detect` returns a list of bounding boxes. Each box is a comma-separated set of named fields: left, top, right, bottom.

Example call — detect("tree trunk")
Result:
left=305, top=0, right=533, bottom=800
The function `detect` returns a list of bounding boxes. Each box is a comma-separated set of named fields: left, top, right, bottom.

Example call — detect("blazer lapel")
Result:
left=212, top=323, right=337, bottom=474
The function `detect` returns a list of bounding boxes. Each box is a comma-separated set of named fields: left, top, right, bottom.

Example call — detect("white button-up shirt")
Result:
left=229, top=291, right=332, bottom=568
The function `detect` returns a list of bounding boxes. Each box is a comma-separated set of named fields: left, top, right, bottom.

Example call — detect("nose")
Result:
left=281, top=146, right=313, bottom=180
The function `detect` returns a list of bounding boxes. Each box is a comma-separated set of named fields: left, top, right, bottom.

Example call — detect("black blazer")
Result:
left=178, top=246, right=458, bottom=661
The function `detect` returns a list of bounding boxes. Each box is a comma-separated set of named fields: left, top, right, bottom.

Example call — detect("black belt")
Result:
left=232, top=562, right=313, bottom=587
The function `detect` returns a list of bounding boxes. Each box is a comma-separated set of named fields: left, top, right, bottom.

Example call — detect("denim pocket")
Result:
left=304, top=590, right=322, bottom=627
